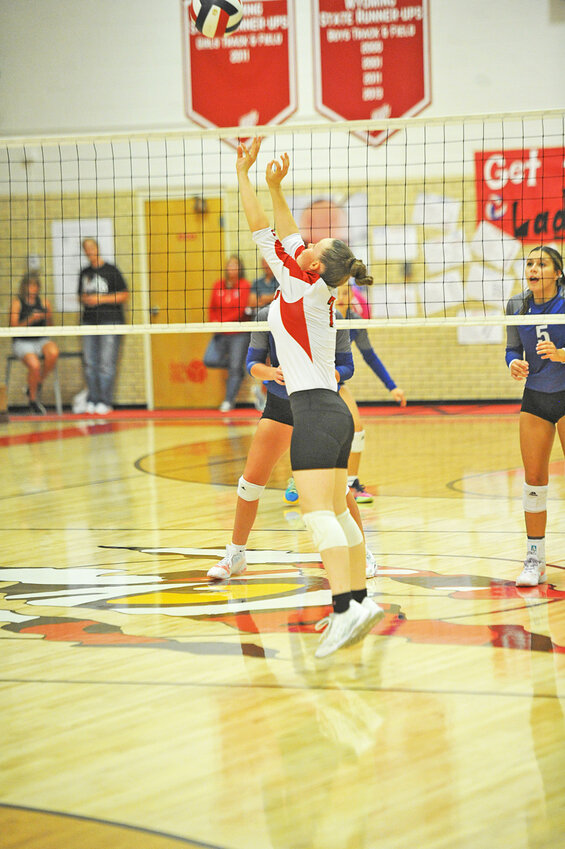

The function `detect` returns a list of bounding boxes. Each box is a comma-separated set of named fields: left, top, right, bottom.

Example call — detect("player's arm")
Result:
left=505, top=307, right=528, bottom=379
left=335, top=351, right=354, bottom=384
left=236, top=137, right=270, bottom=233
left=353, top=327, right=407, bottom=405
left=247, top=344, right=284, bottom=385
left=354, top=327, right=395, bottom=388
left=265, top=153, right=299, bottom=241
left=335, top=316, right=354, bottom=384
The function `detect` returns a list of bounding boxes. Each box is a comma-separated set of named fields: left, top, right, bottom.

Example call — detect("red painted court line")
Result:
left=0, top=420, right=147, bottom=447
left=359, top=402, right=521, bottom=417
left=0, top=402, right=522, bottom=447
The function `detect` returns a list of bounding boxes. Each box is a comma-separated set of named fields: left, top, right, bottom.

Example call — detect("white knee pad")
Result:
left=303, top=510, right=347, bottom=552
left=523, top=483, right=548, bottom=513
left=351, top=429, right=365, bottom=454
left=337, top=509, right=364, bottom=547
left=237, top=476, right=265, bottom=502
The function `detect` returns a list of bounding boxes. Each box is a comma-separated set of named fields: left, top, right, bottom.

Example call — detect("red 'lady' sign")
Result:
left=475, top=147, right=565, bottom=243
left=182, top=0, right=297, bottom=131
left=312, top=0, right=430, bottom=145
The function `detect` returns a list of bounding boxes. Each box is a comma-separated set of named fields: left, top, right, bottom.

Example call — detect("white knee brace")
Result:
left=523, top=483, right=548, bottom=513
left=351, top=429, right=365, bottom=454
left=237, top=476, right=265, bottom=502
left=337, top=509, right=364, bottom=547
left=303, top=510, right=347, bottom=552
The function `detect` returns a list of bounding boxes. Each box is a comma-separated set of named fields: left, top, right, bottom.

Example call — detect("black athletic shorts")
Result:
left=261, top=391, right=294, bottom=427
left=521, top=386, right=565, bottom=424
left=289, top=388, right=354, bottom=470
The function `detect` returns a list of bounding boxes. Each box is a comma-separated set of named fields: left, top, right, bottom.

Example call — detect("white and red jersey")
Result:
left=252, top=227, right=337, bottom=396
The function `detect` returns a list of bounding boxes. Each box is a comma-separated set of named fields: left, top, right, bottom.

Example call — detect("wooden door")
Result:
left=146, top=197, right=227, bottom=408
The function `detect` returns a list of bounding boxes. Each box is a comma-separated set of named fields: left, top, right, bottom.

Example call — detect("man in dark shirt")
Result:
left=78, top=238, right=129, bottom=414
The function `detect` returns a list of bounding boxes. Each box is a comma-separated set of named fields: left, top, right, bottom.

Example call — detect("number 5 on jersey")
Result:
left=536, top=325, right=550, bottom=343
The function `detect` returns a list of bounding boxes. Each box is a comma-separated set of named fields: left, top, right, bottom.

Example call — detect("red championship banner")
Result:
left=182, top=0, right=296, bottom=132
left=475, top=147, right=565, bottom=244
left=312, top=0, right=430, bottom=145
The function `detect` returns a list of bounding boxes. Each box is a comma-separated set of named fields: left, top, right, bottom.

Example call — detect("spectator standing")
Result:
left=78, top=238, right=129, bottom=415
left=204, top=254, right=252, bottom=412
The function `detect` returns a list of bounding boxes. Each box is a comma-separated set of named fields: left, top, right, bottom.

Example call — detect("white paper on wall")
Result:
left=457, top=310, right=504, bottom=345
left=369, top=283, right=420, bottom=317
left=418, top=271, right=464, bottom=315
left=412, top=192, right=461, bottom=231
left=469, top=220, right=521, bottom=273
left=423, top=231, right=469, bottom=275
left=464, top=263, right=517, bottom=306
left=371, top=225, right=419, bottom=262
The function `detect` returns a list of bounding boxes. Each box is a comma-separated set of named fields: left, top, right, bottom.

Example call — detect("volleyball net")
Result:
left=1, top=110, right=564, bottom=406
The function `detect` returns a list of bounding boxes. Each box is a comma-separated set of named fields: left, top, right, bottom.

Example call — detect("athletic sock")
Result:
left=332, top=591, right=351, bottom=614
left=347, top=475, right=357, bottom=488
left=351, top=588, right=367, bottom=604
left=227, top=542, right=246, bottom=555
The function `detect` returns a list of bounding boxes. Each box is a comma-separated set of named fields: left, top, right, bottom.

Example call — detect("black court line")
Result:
left=0, top=675, right=562, bottom=700
left=0, top=803, right=226, bottom=849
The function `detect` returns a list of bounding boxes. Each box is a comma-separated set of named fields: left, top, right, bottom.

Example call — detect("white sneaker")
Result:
left=314, top=600, right=368, bottom=658
left=207, top=547, right=247, bottom=580
left=365, top=547, right=378, bottom=578
left=356, top=596, right=385, bottom=639
left=86, top=402, right=96, bottom=414
left=95, top=402, right=113, bottom=415
left=516, top=554, right=547, bottom=587
left=219, top=401, right=233, bottom=413
left=72, top=388, right=89, bottom=414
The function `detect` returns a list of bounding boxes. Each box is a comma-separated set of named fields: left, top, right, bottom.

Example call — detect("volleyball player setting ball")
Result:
left=236, top=137, right=384, bottom=658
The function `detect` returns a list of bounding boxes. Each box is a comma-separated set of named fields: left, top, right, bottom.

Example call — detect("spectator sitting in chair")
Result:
left=9, top=272, right=59, bottom=415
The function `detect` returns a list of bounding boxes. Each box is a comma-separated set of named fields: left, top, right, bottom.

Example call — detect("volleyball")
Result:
left=190, top=0, right=244, bottom=38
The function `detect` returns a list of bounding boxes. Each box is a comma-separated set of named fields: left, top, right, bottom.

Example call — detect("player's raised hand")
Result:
left=236, top=136, right=263, bottom=174
left=265, top=153, right=289, bottom=188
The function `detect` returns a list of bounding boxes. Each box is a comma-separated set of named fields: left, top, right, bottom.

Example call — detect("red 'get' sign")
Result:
left=312, top=0, right=430, bottom=145
left=475, top=147, right=565, bottom=243
left=181, top=0, right=297, bottom=132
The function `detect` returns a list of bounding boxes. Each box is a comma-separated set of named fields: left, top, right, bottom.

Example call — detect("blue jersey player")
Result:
left=335, top=282, right=407, bottom=505
left=505, top=245, right=565, bottom=587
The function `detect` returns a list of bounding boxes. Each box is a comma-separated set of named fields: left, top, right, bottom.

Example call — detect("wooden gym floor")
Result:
left=1, top=403, right=564, bottom=849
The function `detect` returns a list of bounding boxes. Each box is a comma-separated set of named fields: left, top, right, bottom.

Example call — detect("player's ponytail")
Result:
left=349, top=258, right=373, bottom=287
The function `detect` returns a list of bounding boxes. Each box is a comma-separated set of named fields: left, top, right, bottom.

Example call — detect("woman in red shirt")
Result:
left=204, top=254, right=252, bottom=412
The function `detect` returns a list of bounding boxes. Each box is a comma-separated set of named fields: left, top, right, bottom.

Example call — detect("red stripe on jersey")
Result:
left=271, top=236, right=316, bottom=359
left=274, top=238, right=319, bottom=286
left=280, top=297, right=312, bottom=361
